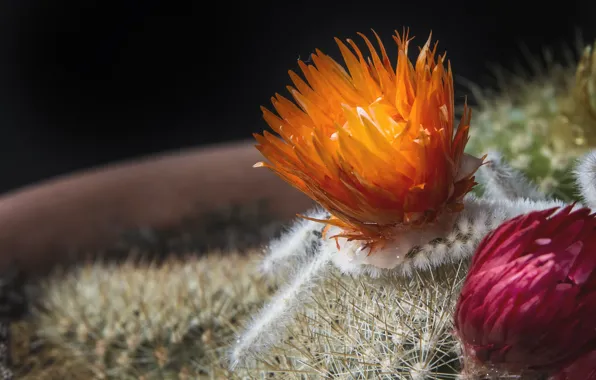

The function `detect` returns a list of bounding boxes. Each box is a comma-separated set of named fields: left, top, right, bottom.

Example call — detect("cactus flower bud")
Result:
left=254, top=30, right=483, bottom=254
left=454, top=205, right=596, bottom=377
left=552, top=351, right=596, bottom=380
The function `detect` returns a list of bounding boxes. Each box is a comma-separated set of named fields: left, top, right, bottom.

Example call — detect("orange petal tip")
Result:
left=252, top=29, right=479, bottom=248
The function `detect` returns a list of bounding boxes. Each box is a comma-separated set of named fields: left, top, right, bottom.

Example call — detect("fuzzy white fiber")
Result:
left=230, top=245, right=332, bottom=368
left=259, top=207, right=328, bottom=276
left=477, top=150, right=547, bottom=201
left=230, top=150, right=596, bottom=372
left=574, top=150, right=596, bottom=208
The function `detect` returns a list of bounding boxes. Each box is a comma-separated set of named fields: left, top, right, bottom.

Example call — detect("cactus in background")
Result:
left=21, top=252, right=276, bottom=379
left=467, top=41, right=596, bottom=201
left=11, top=319, right=93, bottom=380
left=0, top=266, right=28, bottom=380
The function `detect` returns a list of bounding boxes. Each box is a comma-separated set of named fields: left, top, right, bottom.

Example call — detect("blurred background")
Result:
left=0, top=0, right=594, bottom=193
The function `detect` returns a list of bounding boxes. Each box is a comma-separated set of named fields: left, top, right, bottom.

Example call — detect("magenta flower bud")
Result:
left=553, top=351, right=596, bottom=380
left=454, top=205, right=596, bottom=376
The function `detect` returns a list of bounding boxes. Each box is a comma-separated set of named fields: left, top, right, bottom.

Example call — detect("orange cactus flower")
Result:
left=254, top=29, right=483, bottom=249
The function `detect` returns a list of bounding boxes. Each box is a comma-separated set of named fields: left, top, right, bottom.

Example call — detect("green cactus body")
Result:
left=467, top=43, right=596, bottom=201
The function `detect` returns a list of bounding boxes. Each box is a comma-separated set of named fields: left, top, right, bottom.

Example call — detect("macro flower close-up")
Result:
left=3, top=3, right=596, bottom=378
left=454, top=205, right=596, bottom=378
left=254, top=30, right=484, bottom=265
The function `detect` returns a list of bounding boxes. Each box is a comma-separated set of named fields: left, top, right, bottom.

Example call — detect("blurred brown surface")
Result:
left=0, top=140, right=314, bottom=274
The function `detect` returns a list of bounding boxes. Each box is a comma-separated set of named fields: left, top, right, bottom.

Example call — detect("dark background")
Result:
left=0, top=0, right=594, bottom=193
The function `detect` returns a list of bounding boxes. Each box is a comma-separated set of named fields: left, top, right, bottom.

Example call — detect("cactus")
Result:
left=250, top=261, right=469, bottom=379
left=17, top=142, right=596, bottom=379
left=231, top=163, right=572, bottom=368
left=19, top=250, right=470, bottom=379
left=22, top=252, right=276, bottom=379
left=231, top=149, right=596, bottom=378
left=467, top=41, right=596, bottom=201
left=11, top=319, right=93, bottom=380
left=13, top=37, right=596, bottom=380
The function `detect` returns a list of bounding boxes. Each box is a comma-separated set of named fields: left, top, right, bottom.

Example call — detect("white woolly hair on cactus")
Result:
left=323, top=195, right=571, bottom=278
left=251, top=258, right=470, bottom=379
left=259, top=207, right=329, bottom=276
left=476, top=150, right=547, bottom=201
left=229, top=245, right=333, bottom=369
left=229, top=151, right=596, bottom=369
left=463, top=37, right=596, bottom=202
left=574, top=150, right=596, bottom=208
